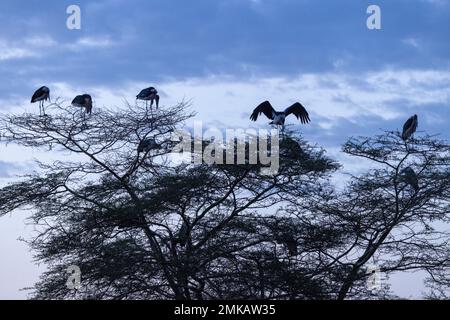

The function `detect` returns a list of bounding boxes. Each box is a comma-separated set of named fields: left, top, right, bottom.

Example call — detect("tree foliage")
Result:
left=0, top=103, right=449, bottom=300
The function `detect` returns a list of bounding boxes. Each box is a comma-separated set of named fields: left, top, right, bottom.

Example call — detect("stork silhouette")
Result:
left=137, top=87, right=160, bottom=112
left=72, top=94, right=93, bottom=121
left=250, top=100, right=311, bottom=134
left=400, top=167, right=419, bottom=192
left=402, top=115, right=418, bottom=141
left=31, top=86, right=50, bottom=116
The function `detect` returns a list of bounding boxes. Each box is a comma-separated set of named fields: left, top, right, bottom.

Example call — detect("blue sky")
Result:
left=0, top=0, right=449, bottom=83
left=0, top=0, right=450, bottom=298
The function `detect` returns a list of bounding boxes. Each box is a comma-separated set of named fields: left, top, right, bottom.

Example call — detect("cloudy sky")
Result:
left=0, top=0, right=449, bottom=299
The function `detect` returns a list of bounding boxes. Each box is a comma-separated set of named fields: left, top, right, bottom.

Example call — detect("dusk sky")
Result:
left=0, top=0, right=449, bottom=298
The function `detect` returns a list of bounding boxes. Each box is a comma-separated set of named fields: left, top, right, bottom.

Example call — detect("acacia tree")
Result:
left=0, top=103, right=338, bottom=299
left=2, top=101, right=448, bottom=300
left=286, top=131, right=450, bottom=299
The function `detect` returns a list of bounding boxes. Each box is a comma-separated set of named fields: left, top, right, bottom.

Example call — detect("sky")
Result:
left=0, top=0, right=449, bottom=299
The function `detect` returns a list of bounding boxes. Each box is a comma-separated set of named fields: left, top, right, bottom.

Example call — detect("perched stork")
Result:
left=137, top=138, right=160, bottom=154
left=177, top=218, right=190, bottom=247
left=137, top=87, right=160, bottom=111
left=250, top=100, right=311, bottom=132
left=31, top=86, right=50, bottom=116
left=275, top=233, right=298, bottom=256
left=402, top=114, right=418, bottom=141
left=72, top=94, right=93, bottom=120
left=400, top=167, right=419, bottom=192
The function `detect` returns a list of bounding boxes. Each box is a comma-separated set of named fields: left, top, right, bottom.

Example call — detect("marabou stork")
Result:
left=72, top=94, right=93, bottom=121
left=137, top=87, right=160, bottom=111
left=31, top=86, right=50, bottom=116
left=402, top=115, right=418, bottom=141
left=250, top=100, right=311, bottom=133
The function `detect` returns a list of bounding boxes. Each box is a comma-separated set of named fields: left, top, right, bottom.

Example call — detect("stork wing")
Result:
left=136, top=89, right=148, bottom=99
left=31, top=89, right=41, bottom=102
left=284, top=102, right=311, bottom=124
left=402, top=116, right=414, bottom=134
left=250, top=101, right=275, bottom=121
left=402, top=115, right=418, bottom=140
left=31, top=86, right=45, bottom=102
left=72, top=95, right=82, bottom=105
left=137, top=87, right=157, bottom=99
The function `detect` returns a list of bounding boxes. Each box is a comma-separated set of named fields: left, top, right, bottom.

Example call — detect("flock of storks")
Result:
left=31, top=85, right=161, bottom=152
left=31, top=86, right=160, bottom=117
left=30, top=85, right=420, bottom=193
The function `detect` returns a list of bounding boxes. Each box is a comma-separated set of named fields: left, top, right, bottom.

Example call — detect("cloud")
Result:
left=3, top=68, right=443, bottom=142
left=0, top=40, right=38, bottom=61
left=0, top=47, right=36, bottom=61
left=402, top=37, right=420, bottom=49
left=0, top=34, right=116, bottom=62
left=0, top=35, right=58, bottom=61
left=0, top=160, right=21, bottom=178
left=73, top=36, right=116, bottom=49
left=24, top=35, right=58, bottom=47
left=2, top=68, right=449, bottom=137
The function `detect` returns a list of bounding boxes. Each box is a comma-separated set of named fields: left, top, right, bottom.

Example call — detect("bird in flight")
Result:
left=137, top=87, right=160, bottom=112
left=402, top=114, right=418, bottom=141
left=31, top=86, right=50, bottom=116
left=250, top=100, right=311, bottom=132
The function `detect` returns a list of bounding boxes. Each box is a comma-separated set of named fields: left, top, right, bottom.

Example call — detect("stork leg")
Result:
left=82, top=110, right=88, bottom=129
